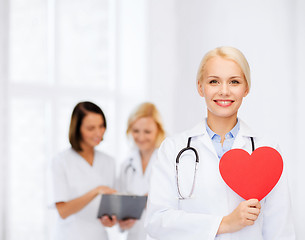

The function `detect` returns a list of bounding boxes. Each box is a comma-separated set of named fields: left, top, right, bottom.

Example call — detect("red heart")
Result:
left=219, top=147, right=283, bottom=201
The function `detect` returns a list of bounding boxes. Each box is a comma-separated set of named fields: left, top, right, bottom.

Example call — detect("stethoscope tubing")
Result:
left=176, top=136, right=255, bottom=200
left=125, top=158, right=136, bottom=174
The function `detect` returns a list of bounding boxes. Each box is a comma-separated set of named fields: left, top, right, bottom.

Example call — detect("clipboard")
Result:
left=97, top=194, right=147, bottom=220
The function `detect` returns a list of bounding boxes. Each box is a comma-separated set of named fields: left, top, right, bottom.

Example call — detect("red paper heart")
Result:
left=219, top=147, right=283, bottom=201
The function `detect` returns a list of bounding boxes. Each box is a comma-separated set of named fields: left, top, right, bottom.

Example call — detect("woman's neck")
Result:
left=207, top=113, right=238, bottom=143
left=139, top=148, right=155, bottom=173
left=78, top=144, right=95, bottom=166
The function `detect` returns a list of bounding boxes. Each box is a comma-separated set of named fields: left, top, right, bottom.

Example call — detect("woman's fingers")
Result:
left=246, top=199, right=261, bottom=221
left=246, top=198, right=261, bottom=209
left=246, top=212, right=259, bottom=221
left=119, top=219, right=137, bottom=230
left=248, top=206, right=260, bottom=216
left=242, top=199, right=260, bottom=222
left=217, top=199, right=261, bottom=234
left=100, top=215, right=117, bottom=227
left=97, top=186, right=117, bottom=195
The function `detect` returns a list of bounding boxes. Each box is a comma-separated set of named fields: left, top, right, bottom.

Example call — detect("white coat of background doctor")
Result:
left=118, top=102, right=166, bottom=240
left=145, top=46, right=295, bottom=240
left=47, top=101, right=117, bottom=240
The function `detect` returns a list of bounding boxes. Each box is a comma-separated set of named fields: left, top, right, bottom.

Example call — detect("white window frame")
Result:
left=0, top=0, right=149, bottom=239
left=0, top=0, right=9, bottom=238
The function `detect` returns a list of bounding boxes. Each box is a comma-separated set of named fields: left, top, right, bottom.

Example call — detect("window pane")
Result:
left=57, top=0, right=110, bottom=87
left=9, top=0, right=48, bottom=83
left=8, top=98, right=48, bottom=239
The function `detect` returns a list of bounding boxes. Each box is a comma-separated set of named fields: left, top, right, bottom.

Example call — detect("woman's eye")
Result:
left=230, top=80, right=240, bottom=84
left=209, top=80, right=218, bottom=84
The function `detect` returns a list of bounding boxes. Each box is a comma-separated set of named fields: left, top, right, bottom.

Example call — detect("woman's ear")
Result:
left=197, top=81, right=204, bottom=97
left=244, top=87, right=249, bottom=97
left=101, top=126, right=106, bottom=139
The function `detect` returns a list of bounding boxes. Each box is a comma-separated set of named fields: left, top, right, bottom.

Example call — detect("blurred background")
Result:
left=0, top=0, right=304, bottom=239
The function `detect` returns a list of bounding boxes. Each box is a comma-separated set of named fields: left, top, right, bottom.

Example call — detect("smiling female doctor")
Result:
left=47, top=101, right=117, bottom=240
left=145, top=46, right=295, bottom=240
left=118, top=102, right=166, bottom=240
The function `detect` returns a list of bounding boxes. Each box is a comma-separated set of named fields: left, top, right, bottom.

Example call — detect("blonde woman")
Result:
left=145, top=47, right=295, bottom=239
left=118, top=102, right=165, bottom=240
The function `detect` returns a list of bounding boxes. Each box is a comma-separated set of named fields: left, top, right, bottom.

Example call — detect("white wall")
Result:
left=0, top=0, right=304, bottom=238
left=294, top=0, right=305, bottom=238
left=0, top=0, right=9, bottom=238
left=148, top=0, right=304, bottom=238
left=146, top=0, right=178, bottom=135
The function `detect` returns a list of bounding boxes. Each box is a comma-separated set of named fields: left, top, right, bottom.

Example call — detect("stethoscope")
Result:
left=123, top=158, right=136, bottom=193
left=125, top=158, right=136, bottom=175
left=124, top=150, right=157, bottom=175
left=176, top=136, right=255, bottom=200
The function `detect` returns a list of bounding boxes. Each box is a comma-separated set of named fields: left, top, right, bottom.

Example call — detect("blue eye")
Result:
left=231, top=80, right=240, bottom=84
left=209, top=80, right=218, bottom=84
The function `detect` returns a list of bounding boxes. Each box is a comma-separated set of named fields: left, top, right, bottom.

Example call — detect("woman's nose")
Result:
left=219, top=83, right=230, bottom=95
left=137, top=132, right=145, bottom=141
left=96, top=129, right=103, bottom=137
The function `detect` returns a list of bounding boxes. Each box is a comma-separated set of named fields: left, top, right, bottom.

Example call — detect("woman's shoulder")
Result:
left=162, top=122, right=205, bottom=147
left=94, top=149, right=115, bottom=162
left=93, top=150, right=116, bottom=172
left=49, top=148, right=76, bottom=170
left=53, top=148, right=75, bottom=162
left=239, top=119, right=279, bottom=149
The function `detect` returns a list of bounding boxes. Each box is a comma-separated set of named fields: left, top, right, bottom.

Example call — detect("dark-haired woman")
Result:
left=47, top=101, right=117, bottom=240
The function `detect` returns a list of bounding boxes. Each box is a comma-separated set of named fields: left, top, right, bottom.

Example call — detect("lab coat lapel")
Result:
left=132, top=149, right=142, bottom=175
left=201, top=133, right=218, bottom=158
left=188, top=121, right=218, bottom=158
left=144, top=149, right=157, bottom=178
left=232, top=133, right=247, bottom=150
left=232, top=119, right=256, bottom=151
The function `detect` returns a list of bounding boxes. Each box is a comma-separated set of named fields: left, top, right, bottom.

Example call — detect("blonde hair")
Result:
left=196, top=46, right=251, bottom=90
left=126, top=102, right=165, bottom=148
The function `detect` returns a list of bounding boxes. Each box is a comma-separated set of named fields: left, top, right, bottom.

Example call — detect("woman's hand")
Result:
left=96, top=186, right=117, bottom=195
left=217, top=199, right=261, bottom=234
left=55, top=186, right=116, bottom=219
left=100, top=215, right=117, bottom=227
left=119, top=219, right=137, bottom=230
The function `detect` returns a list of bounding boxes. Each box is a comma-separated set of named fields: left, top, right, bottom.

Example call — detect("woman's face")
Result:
left=80, top=112, right=106, bottom=150
left=131, top=117, right=158, bottom=153
left=197, top=56, right=249, bottom=120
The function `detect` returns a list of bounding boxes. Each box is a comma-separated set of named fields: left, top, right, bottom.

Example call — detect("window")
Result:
left=2, top=0, right=148, bottom=239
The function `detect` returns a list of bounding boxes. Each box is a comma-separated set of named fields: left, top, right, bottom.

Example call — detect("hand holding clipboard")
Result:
left=97, top=194, right=147, bottom=220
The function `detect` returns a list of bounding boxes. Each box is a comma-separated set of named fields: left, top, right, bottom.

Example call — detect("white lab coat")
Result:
left=118, top=148, right=157, bottom=240
left=47, top=148, right=116, bottom=240
left=145, top=120, right=295, bottom=240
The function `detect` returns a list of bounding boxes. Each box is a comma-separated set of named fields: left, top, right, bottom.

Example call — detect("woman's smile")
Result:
left=214, top=99, right=234, bottom=107
left=197, top=56, right=249, bottom=120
